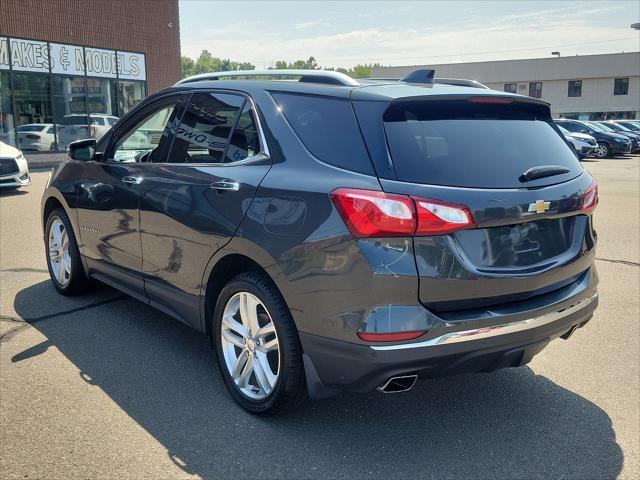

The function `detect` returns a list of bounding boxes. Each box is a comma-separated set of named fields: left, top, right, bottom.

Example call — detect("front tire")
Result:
left=213, top=271, right=307, bottom=415
left=45, top=208, right=90, bottom=295
left=594, top=142, right=612, bottom=159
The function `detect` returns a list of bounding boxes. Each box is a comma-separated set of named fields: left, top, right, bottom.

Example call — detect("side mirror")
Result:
left=68, top=138, right=96, bottom=161
left=580, top=129, right=590, bottom=134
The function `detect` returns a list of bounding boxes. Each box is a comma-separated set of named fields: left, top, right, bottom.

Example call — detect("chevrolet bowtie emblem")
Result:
left=528, top=200, right=551, bottom=214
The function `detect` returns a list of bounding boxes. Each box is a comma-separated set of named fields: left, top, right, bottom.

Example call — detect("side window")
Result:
left=111, top=97, right=187, bottom=163
left=168, top=92, right=248, bottom=164
left=225, top=103, right=261, bottom=163
left=561, top=122, right=579, bottom=133
left=93, top=117, right=105, bottom=126
left=271, top=92, right=372, bottom=174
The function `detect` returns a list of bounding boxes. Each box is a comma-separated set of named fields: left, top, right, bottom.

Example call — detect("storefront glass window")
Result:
left=118, top=80, right=145, bottom=116
left=51, top=76, right=120, bottom=149
left=0, top=71, right=15, bottom=147
left=12, top=73, right=53, bottom=151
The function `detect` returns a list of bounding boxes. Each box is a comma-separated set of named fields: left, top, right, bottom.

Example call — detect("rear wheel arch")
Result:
left=203, top=253, right=293, bottom=340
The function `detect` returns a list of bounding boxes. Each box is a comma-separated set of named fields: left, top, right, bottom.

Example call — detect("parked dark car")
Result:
left=612, top=120, right=640, bottom=133
left=42, top=70, right=599, bottom=415
left=555, top=119, right=632, bottom=158
left=598, top=121, right=640, bottom=152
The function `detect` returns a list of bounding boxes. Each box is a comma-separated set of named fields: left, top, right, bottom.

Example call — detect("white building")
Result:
left=371, top=52, right=640, bottom=120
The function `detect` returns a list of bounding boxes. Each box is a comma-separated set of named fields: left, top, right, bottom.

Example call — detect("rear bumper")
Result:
left=301, top=291, right=597, bottom=397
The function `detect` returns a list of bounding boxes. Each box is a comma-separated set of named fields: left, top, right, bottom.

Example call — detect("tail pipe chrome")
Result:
left=377, top=375, right=418, bottom=394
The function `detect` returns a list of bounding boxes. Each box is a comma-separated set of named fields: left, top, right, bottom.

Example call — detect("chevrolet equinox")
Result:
left=41, top=69, right=599, bottom=415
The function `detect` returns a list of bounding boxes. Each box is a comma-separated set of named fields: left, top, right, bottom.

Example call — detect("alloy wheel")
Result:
left=594, top=144, right=608, bottom=158
left=220, top=291, right=280, bottom=400
left=48, top=218, right=71, bottom=286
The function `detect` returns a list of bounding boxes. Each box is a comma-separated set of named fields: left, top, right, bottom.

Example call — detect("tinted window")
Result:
left=17, top=125, right=46, bottom=132
left=384, top=100, right=581, bottom=188
left=529, top=82, right=542, bottom=98
left=91, top=117, right=106, bottom=126
left=61, top=115, right=89, bottom=125
left=271, top=92, right=372, bottom=174
left=558, top=121, right=583, bottom=133
left=168, top=92, right=246, bottom=164
left=226, top=103, right=261, bottom=163
left=111, top=97, right=187, bottom=163
left=614, top=78, right=628, bottom=95
left=568, top=81, right=582, bottom=97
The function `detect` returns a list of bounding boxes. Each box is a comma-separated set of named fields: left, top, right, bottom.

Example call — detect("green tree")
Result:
left=180, top=50, right=255, bottom=78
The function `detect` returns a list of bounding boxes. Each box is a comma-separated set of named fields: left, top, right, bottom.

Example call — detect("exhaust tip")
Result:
left=377, top=375, right=418, bottom=394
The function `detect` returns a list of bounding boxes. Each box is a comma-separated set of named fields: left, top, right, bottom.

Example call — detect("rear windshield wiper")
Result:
left=520, top=165, right=571, bottom=182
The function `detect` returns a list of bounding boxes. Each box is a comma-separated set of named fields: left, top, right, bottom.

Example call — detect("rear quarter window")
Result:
left=271, top=92, right=374, bottom=175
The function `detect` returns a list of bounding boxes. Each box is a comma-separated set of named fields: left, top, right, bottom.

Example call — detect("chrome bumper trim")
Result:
left=370, top=293, right=597, bottom=351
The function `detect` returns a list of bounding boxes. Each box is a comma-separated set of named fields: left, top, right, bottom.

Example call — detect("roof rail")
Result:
left=175, top=69, right=360, bottom=87
left=435, top=78, right=489, bottom=89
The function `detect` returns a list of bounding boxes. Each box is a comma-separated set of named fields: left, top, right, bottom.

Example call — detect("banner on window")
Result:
left=0, top=37, right=145, bottom=80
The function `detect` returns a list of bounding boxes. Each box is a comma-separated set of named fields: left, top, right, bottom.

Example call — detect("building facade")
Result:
left=372, top=52, right=640, bottom=120
left=0, top=0, right=180, bottom=152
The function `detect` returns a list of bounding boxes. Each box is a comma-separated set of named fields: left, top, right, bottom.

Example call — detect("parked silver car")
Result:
left=558, top=125, right=597, bottom=159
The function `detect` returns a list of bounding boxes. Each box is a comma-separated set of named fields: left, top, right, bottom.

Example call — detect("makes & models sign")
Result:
left=0, top=37, right=145, bottom=80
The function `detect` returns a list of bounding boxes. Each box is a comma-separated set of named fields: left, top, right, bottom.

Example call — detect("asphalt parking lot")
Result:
left=1, top=156, right=638, bottom=480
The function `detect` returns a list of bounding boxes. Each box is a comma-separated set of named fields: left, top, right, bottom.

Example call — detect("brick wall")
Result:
left=0, top=0, right=181, bottom=93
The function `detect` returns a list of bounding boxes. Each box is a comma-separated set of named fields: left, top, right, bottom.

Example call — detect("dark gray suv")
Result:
left=41, top=69, right=599, bottom=415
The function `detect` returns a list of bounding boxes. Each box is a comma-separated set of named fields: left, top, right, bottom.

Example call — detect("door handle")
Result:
left=122, top=176, right=143, bottom=185
left=210, top=180, right=240, bottom=191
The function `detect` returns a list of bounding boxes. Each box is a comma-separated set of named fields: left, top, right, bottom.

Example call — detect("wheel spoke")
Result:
left=56, top=255, right=65, bottom=280
left=61, top=229, right=69, bottom=251
left=237, top=354, right=254, bottom=388
left=222, top=313, right=246, bottom=339
left=257, top=337, right=278, bottom=353
left=239, top=292, right=260, bottom=336
left=52, top=223, right=63, bottom=246
left=253, top=352, right=275, bottom=393
left=221, top=328, right=245, bottom=349
left=254, top=322, right=275, bottom=340
left=231, top=349, right=249, bottom=381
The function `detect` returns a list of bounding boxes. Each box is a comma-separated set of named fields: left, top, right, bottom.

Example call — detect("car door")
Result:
left=75, top=95, right=186, bottom=302
left=138, top=91, right=271, bottom=329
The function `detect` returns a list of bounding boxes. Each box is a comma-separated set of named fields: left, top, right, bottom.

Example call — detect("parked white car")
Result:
left=14, top=124, right=58, bottom=151
left=57, top=114, right=118, bottom=148
left=558, top=125, right=597, bottom=159
left=0, top=141, right=31, bottom=189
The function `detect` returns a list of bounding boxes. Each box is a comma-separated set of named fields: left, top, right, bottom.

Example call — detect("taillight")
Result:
left=330, top=188, right=416, bottom=237
left=89, top=125, right=97, bottom=136
left=413, top=198, right=475, bottom=235
left=330, top=188, right=476, bottom=238
left=581, top=180, right=598, bottom=213
left=357, top=330, right=425, bottom=342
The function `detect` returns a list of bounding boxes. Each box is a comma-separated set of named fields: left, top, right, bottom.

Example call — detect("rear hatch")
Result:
left=355, top=94, right=597, bottom=313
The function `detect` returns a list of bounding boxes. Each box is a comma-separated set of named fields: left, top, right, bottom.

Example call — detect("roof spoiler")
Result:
left=372, top=69, right=489, bottom=89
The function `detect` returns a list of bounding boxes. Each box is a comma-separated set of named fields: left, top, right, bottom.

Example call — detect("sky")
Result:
left=179, top=0, right=640, bottom=69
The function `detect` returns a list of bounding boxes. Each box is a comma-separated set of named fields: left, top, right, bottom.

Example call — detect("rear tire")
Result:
left=213, top=271, right=307, bottom=415
left=594, top=142, right=612, bottom=159
left=45, top=208, right=90, bottom=295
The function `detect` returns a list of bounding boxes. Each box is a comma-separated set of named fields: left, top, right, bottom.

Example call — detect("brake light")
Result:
left=330, top=188, right=416, bottom=237
left=357, top=330, right=426, bottom=342
left=581, top=181, right=598, bottom=213
left=89, top=125, right=97, bottom=136
left=468, top=96, right=514, bottom=104
left=330, top=188, right=476, bottom=237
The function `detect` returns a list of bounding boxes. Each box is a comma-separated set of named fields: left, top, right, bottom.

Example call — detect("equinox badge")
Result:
left=528, top=200, right=551, bottom=214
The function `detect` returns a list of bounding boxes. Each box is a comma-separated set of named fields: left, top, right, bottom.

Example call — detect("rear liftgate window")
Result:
left=383, top=99, right=582, bottom=188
